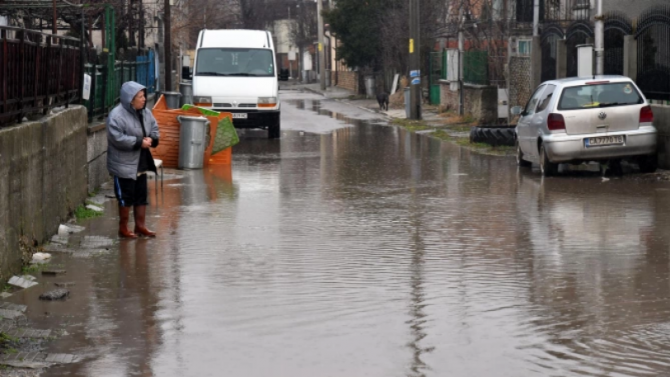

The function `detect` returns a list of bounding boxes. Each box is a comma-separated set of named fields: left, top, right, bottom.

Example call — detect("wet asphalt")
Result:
left=8, top=91, right=670, bottom=376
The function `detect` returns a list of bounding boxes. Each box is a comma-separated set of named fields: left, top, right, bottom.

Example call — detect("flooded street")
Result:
left=16, top=91, right=670, bottom=376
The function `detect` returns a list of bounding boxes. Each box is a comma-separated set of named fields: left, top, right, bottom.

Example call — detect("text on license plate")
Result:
left=233, top=113, right=248, bottom=119
left=585, top=135, right=624, bottom=147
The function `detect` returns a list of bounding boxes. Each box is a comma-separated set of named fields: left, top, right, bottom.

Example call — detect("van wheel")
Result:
left=268, top=117, right=281, bottom=139
left=540, top=144, right=558, bottom=176
left=638, top=154, right=658, bottom=173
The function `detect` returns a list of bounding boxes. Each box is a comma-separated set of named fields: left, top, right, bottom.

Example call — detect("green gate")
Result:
left=429, top=51, right=447, bottom=105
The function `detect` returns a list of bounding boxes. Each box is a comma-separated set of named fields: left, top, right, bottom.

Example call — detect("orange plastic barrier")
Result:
left=151, top=95, right=233, bottom=168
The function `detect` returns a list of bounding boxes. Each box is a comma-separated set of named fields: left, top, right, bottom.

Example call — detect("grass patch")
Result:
left=22, top=263, right=49, bottom=274
left=74, top=204, right=103, bottom=222
left=87, top=188, right=100, bottom=198
left=391, top=118, right=432, bottom=132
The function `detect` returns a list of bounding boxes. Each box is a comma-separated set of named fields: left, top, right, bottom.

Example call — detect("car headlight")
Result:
left=258, top=97, right=277, bottom=108
left=195, top=96, right=212, bottom=107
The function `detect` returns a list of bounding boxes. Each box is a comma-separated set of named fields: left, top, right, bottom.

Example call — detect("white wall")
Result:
left=273, top=19, right=296, bottom=54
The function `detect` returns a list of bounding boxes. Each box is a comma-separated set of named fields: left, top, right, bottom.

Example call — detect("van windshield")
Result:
left=558, top=82, right=644, bottom=110
left=196, top=48, right=275, bottom=77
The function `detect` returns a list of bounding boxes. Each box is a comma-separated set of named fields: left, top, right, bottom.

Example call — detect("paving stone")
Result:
left=0, top=309, right=25, bottom=320
left=44, top=353, right=77, bottom=364
left=41, top=270, right=66, bottom=276
left=71, top=249, right=110, bottom=258
left=42, top=244, right=74, bottom=254
left=57, top=224, right=85, bottom=236
left=39, top=289, right=69, bottom=301
left=0, top=302, right=27, bottom=312
left=49, top=235, right=69, bottom=245
left=0, top=352, right=77, bottom=368
left=80, top=236, right=114, bottom=249
left=8, top=276, right=38, bottom=289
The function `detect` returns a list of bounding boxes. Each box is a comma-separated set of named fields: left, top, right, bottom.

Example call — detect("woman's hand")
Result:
left=142, top=137, right=152, bottom=149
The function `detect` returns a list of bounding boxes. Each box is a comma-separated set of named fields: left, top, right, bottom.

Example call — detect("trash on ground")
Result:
left=41, top=269, right=66, bottom=276
left=58, top=224, right=85, bottom=236
left=50, top=234, right=69, bottom=245
left=86, top=204, right=103, bottom=212
left=39, top=289, right=70, bottom=301
left=31, top=252, right=52, bottom=262
left=8, top=276, right=38, bottom=289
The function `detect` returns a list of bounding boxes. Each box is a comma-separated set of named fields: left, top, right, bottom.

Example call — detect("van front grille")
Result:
left=214, top=103, right=233, bottom=108
left=238, top=104, right=257, bottom=108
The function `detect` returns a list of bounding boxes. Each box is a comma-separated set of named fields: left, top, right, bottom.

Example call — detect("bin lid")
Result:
left=177, top=115, right=208, bottom=122
left=163, top=91, right=182, bottom=96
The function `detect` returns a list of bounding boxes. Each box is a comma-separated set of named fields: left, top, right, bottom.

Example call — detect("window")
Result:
left=196, top=48, right=275, bottom=77
left=558, top=82, right=644, bottom=110
left=536, top=85, right=556, bottom=112
left=518, top=40, right=531, bottom=56
left=524, top=85, right=546, bottom=116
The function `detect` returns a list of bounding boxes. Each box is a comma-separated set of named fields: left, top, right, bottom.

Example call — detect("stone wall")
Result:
left=87, top=123, right=109, bottom=190
left=509, top=56, right=532, bottom=112
left=653, top=105, right=670, bottom=169
left=0, top=107, right=88, bottom=281
left=336, top=71, right=360, bottom=94
left=440, top=81, right=498, bottom=124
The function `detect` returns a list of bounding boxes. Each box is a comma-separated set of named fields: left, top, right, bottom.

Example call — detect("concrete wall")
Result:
left=440, top=82, right=498, bottom=124
left=336, top=71, right=360, bottom=94
left=653, top=105, right=670, bottom=169
left=0, top=107, right=89, bottom=281
left=88, top=124, right=109, bottom=191
left=509, top=56, right=532, bottom=113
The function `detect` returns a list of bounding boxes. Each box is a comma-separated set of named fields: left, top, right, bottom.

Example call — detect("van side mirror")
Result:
left=511, top=106, right=523, bottom=116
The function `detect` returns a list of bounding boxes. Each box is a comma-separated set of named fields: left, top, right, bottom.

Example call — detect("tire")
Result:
left=268, top=116, right=281, bottom=139
left=638, top=154, right=658, bottom=173
left=469, top=125, right=516, bottom=147
left=539, top=144, right=558, bottom=176
left=516, top=142, right=531, bottom=167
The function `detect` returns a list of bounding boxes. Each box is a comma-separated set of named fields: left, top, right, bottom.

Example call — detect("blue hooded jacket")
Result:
left=106, top=81, right=160, bottom=180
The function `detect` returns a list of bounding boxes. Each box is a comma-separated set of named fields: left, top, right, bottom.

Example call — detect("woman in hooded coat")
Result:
left=106, top=81, right=160, bottom=238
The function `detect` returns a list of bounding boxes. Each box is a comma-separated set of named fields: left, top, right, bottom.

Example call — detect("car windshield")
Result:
left=558, top=82, right=643, bottom=110
left=196, top=48, right=275, bottom=77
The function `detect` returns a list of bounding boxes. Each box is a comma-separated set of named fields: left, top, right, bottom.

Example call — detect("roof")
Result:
left=199, top=29, right=272, bottom=49
left=544, top=75, right=634, bottom=86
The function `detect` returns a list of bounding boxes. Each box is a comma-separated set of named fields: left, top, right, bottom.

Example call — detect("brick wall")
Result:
left=0, top=107, right=89, bottom=281
left=336, top=71, right=360, bottom=94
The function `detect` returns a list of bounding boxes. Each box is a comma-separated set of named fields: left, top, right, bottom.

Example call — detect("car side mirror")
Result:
left=511, top=106, right=523, bottom=116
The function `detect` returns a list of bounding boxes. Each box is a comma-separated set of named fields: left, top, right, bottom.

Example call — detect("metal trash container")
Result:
left=163, top=91, right=182, bottom=109
left=179, top=82, right=193, bottom=107
left=365, top=75, right=375, bottom=98
left=325, top=69, right=331, bottom=87
left=404, top=87, right=410, bottom=118
left=177, top=115, right=210, bottom=169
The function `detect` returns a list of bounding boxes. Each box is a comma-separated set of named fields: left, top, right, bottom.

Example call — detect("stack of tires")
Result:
left=469, top=125, right=516, bottom=147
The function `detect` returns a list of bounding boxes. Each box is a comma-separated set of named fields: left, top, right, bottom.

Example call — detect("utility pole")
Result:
left=594, top=0, right=604, bottom=75
left=533, top=0, right=540, bottom=37
left=164, top=0, right=172, bottom=91
left=408, top=0, right=421, bottom=120
left=317, top=0, right=326, bottom=90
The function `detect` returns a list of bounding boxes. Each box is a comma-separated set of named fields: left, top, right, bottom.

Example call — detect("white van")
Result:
left=192, top=29, right=280, bottom=138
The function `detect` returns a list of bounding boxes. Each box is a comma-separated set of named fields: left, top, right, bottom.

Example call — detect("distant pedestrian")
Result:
left=106, top=81, right=159, bottom=238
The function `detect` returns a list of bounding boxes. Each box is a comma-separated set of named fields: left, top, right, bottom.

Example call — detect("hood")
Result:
left=193, top=77, right=277, bottom=98
left=120, top=81, right=147, bottom=112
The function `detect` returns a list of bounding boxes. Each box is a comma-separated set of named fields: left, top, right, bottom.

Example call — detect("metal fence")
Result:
left=0, top=26, right=82, bottom=126
left=463, top=50, right=489, bottom=86
left=84, top=50, right=156, bottom=122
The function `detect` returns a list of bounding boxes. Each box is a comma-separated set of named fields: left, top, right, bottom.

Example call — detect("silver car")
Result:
left=513, top=76, right=657, bottom=175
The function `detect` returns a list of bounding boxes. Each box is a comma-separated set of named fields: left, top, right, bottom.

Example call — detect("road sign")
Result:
left=411, top=78, right=421, bottom=85
left=410, top=70, right=420, bottom=78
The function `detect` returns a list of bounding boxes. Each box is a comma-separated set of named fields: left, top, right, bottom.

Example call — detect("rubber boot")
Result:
left=133, top=205, right=156, bottom=237
left=118, top=206, right=138, bottom=238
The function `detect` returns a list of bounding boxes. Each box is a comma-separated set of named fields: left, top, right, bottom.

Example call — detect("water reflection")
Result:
left=39, top=99, right=670, bottom=377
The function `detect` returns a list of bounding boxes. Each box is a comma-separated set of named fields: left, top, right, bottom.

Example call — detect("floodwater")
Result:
left=21, top=92, right=670, bottom=376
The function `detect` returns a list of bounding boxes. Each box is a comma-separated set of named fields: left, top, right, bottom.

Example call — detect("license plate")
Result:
left=233, top=113, right=248, bottom=119
left=585, top=135, right=624, bottom=147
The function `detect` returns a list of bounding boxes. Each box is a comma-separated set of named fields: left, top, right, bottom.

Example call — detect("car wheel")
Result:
left=638, top=154, right=658, bottom=173
left=268, top=117, right=281, bottom=139
left=540, top=144, right=558, bottom=176
left=516, top=142, right=531, bottom=167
